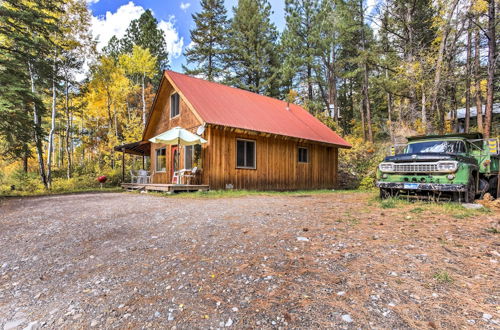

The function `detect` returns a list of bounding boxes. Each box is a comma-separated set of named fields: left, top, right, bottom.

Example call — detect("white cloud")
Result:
left=158, top=18, right=184, bottom=60
left=90, top=1, right=145, bottom=51
left=90, top=2, right=184, bottom=62
left=180, top=2, right=191, bottom=11
left=86, top=0, right=100, bottom=4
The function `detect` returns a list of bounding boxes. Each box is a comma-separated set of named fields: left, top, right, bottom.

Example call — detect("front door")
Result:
left=171, top=145, right=179, bottom=183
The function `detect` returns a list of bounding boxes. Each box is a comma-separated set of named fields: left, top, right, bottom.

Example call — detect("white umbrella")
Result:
left=149, top=127, right=207, bottom=185
left=148, top=126, right=207, bottom=146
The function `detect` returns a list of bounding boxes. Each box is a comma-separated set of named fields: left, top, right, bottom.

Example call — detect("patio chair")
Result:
left=137, top=169, right=151, bottom=184
left=130, top=170, right=139, bottom=183
left=183, top=167, right=199, bottom=185
left=172, top=171, right=180, bottom=184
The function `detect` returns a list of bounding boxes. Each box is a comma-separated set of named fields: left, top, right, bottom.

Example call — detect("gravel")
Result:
left=0, top=192, right=498, bottom=328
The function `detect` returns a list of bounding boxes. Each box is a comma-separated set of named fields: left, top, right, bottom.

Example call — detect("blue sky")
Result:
left=88, top=0, right=286, bottom=72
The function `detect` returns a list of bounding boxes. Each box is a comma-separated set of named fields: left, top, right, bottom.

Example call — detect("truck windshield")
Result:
left=406, top=140, right=466, bottom=154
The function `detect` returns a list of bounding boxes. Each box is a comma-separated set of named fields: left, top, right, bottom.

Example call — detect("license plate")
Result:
left=404, top=183, right=420, bottom=189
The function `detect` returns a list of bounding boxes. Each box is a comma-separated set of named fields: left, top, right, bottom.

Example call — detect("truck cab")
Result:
left=376, top=133, right=499, bottom=202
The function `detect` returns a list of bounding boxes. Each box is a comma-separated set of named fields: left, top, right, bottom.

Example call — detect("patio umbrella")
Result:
left=148, top=126, right=207, bottom=146
left=148, top=127, right=207, bottom=184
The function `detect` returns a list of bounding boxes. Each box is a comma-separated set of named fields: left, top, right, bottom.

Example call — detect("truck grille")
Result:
left=393, top=162, right=438, bottom=173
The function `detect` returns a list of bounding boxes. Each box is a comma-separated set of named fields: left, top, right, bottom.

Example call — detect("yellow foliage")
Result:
left=119, top=45, right=157, bottom=79
left=471, top=0, right=488, bottom=13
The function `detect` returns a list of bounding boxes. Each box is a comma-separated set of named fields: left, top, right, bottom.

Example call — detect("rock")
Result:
left=297, top=237, right=309, bottom=242
left=4, top=319, right=26, bottom=330
left=337, top=291, right=346, bottom=296
left=225, top=318, right=233, bottom=327
left=341, top=314, right=353, bottom=323
left=154, top=311, right=161, bottom=318
left=90, top=320, right=99, bottom=327
left=389, top=272, right=398, bottom=276
left=167, top=313, right=174, bottom=321
left=461, top=203, right=483, bottom=209
left=483, top=313, right=492, bottom=320
left=231, top=307, right=238, bottom=312
left=22, top=321, right=38, bottom=330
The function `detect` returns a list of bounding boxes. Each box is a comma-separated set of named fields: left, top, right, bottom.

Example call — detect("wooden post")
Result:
left=142, top=154, right=145, bottom=170
left=121, top=148, right=125, bottom=183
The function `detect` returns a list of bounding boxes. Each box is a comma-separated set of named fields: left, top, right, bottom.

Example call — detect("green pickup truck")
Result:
left=376, top=133, right=499, bottom=202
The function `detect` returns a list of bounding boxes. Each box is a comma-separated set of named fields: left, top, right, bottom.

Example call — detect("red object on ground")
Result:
left=97, top=176, right=107, bottom=183
left=163, top=70, right=351, bottom=148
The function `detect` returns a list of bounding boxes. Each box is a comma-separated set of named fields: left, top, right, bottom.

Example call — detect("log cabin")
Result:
left=116, top=70, right=351, bottom=191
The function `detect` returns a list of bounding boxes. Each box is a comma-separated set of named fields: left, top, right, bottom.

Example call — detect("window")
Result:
left=406, top=140, right=466, bottom=154
left=170, top=93, right=180, bottom=118
left=298, top=147, right=309, bottom=163
left=236, top=139, right=256, bottom=169
left=184, top=145, right=202, bottom=169
left=155, top=148, right=166, bottom=172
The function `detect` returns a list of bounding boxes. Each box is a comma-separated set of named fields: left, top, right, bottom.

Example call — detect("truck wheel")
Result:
left=488, top=176, right=498, bottom=198
left=464, top=176, right=476, bottom=203
left=380, top=188, right=393, bottom=199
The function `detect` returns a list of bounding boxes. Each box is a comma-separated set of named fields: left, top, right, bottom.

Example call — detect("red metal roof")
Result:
left=166, top=70, right=351, bottom=148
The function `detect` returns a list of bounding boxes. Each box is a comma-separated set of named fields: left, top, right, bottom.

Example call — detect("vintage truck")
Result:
left=376, top=133, right=499, bottom=202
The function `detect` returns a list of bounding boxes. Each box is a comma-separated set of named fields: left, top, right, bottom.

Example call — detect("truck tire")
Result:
left=380, top=188, right=393, bottom=199
left=464, top=176, right=476, bottom=203
left=488, top=176, right=498, bottom=198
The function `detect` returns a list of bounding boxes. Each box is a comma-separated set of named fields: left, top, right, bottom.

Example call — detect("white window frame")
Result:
left=236, top=138, right=256, bottom=169
left=170, top=92, right=180, bottom=118
left=155, top=147, right=166, bottom=172
left=298, top=146, right=309, bottom=163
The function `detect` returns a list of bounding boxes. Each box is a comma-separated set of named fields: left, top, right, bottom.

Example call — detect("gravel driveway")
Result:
left=0, top=192, right=498, bottom=329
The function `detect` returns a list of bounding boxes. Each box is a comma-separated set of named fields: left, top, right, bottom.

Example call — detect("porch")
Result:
left=121, top=183, right=209, bottom=193
left=115, top=138, right=209, bottom=192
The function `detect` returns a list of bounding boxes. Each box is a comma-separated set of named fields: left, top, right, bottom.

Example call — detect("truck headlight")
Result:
left=437, top=161, right=458, bottom=172
left=379, top=162, right=394, bottom=172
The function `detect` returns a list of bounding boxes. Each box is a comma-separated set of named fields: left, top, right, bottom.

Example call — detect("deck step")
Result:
left=121, top=183, right=209, bottom=193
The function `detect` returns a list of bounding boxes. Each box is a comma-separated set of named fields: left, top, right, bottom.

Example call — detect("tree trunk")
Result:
left=307, top=64, right=313, bottom=101
left=65, top=79, right=72, bottom=179
left=141, top=73, right=146, bottom=126
left=363, top=63, right=373, bottom=143
left=359, top=0, right=373, bottom=143
left=483, top=0, right=496, bottom=139
left=429, top=0, right=459, bottom=133
left=421, top=89, right=427, bottom=133
left=23, top=147, right=29, bottom=173
left=47, top=62, right=57, bottom=188
left=360, top=97, right=367, bottom=142
left=330, top=49, right=339, bottom=121
left=28, top=62, right=48, bottom=189
left=465, top=23, right=472, bottom=133
left=474, top=28, right=483, bottom=133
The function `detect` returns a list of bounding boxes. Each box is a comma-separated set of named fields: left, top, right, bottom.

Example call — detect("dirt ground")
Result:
left=0, top=192, right=498, bottom=329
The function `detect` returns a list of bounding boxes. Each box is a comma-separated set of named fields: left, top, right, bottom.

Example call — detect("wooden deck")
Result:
left=121, top=183, right=209, bottom=193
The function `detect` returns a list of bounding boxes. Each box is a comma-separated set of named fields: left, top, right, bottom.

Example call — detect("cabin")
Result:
left=115, top=70, right=351, bottom=192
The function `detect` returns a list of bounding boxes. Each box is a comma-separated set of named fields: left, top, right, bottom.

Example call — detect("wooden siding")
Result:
left=144, top=80, right=203, bottom=184
left=203, top=126, right=338, bottom=190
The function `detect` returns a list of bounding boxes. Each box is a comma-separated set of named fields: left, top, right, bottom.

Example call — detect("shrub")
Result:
left=359, top=176, right=375, bottom=190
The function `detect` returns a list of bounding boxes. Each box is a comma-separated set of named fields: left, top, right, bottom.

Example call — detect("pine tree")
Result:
left=183, top=0, right=230, bottom=81
left=0, top=0, right=63, bottom=187
left=282, top=0, right=323, bottom=102
left=225, top=0, right=281, bottom=97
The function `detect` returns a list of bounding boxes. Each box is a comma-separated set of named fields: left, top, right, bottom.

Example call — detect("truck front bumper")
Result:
left=376, top=181, right=467, bottom=192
